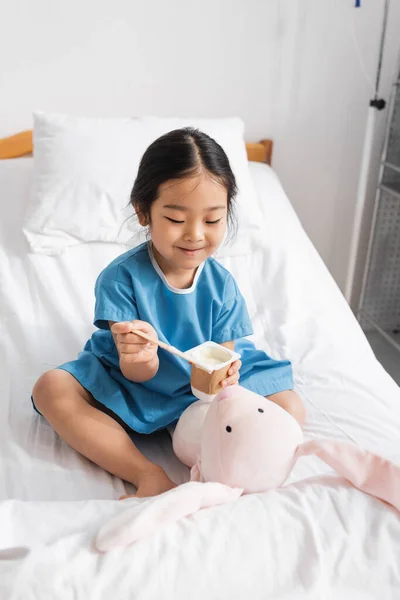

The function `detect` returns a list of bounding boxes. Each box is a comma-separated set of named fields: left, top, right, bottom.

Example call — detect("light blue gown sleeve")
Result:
left=212, top=275, right=254, bottom=343
left=93, top=265, right=139, bottom=330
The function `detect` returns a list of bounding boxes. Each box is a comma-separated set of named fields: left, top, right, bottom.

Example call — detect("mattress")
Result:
left=0, top=159, right=399, bottom=599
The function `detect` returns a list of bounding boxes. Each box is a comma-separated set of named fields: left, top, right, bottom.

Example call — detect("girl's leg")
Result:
left=267, top=390, right=306, bottom=425
left=32, top=369, right=176, bottom=498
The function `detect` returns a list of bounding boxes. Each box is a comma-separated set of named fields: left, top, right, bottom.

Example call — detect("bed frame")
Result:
left=0, top=130, right=273, bottom=164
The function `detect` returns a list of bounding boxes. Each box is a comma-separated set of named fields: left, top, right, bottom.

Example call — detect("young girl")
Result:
left=32, top=128, right=305, bottom=499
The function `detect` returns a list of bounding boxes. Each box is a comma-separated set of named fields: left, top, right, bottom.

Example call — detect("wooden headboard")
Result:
left=0, top=130, right=273, bottom=164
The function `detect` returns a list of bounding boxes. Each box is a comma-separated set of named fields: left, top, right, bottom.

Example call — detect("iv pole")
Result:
left=344, top=0, right=389, bottom=304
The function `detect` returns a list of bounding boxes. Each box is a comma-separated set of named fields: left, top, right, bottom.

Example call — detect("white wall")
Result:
left=1, top=0, right=399, bottom=299
left=270, top=1, right=400, bottom=306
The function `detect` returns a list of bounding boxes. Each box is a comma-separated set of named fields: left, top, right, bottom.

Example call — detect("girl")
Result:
left=32, top=128, right=305, bottom=499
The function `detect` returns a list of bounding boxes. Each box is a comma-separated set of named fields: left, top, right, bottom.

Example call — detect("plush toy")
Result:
left=95, top=385, right=400, bottom=552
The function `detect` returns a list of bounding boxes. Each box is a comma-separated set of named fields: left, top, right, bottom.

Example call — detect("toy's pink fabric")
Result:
left=95, top=482, right=242, bottom=552
left=296, top=439, right=400, bottom=511
left=95, top=385, right=400, bottom=551
left=172, top=398, right=211, bottom=467
left=198, top=385, right=303, bottom=493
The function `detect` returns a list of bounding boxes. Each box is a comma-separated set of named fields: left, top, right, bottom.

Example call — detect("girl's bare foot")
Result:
left=119, top=465, right=177, bottom=499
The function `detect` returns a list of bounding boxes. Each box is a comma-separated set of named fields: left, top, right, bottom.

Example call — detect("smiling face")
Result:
left=138, top=172, right=228, bottom=284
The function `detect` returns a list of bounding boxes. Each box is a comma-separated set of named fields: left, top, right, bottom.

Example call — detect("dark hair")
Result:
left=130, top=127, right=237, bottom=234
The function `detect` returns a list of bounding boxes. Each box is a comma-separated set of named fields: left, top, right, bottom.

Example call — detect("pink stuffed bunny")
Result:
left=95, top=386, right=400, bottom=551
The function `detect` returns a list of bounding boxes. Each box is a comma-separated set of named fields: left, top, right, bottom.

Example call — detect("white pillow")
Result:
left=23, top=112, right=263, bottom=256
left=23, top=112, right=142, bottom=254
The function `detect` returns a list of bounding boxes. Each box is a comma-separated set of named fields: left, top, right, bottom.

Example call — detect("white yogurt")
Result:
left=185, top=341, right=241, bottom=373
left=189, top=346, right=230, bottom=365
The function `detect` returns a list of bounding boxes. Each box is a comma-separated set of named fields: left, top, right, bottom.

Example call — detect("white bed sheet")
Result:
left=0, top=159, right=399, bottom=599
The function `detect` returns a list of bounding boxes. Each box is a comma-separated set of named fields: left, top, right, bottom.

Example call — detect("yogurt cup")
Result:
left=184, top=341, right=241, bottom=401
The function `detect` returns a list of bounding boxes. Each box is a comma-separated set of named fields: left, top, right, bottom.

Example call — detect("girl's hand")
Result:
left=220, top=359, right=242, bottom=388
left=111, top=320, right=159, bottom=365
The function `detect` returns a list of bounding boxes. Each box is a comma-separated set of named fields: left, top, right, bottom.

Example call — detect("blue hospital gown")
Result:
left=53, top=242, right=293, bottom=434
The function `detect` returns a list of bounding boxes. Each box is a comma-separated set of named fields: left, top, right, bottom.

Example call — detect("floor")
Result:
left=366, top=331, right=400, bottom=386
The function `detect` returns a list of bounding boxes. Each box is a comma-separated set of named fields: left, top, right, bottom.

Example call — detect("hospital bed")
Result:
left=0, top=120, right=399, bottom=599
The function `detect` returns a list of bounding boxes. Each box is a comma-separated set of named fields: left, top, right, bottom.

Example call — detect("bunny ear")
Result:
left=296, top=439, right=400, bottom=511
left=94, top=482, right=242, bottom=552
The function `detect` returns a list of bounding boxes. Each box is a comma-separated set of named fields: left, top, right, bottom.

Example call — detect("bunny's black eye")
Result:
left=258, top=408, right=264, bottom=413
left=226, top=426, right=232, bottom=433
